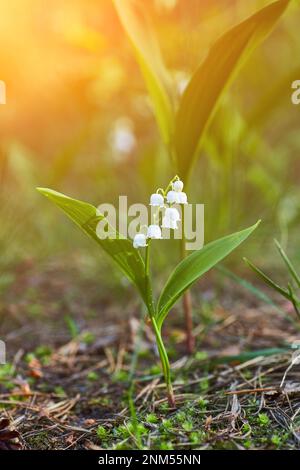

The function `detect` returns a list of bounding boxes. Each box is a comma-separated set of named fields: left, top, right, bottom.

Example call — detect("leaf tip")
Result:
left=36, top=187, right=48, bottom=195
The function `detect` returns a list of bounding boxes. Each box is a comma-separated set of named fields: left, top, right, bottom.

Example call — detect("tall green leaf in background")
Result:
left=113, top=0, right=174, bottom=146
left=37, top=188, right=148, bottom=306
left=175, top=0, right=290, bottom=180
left=156, top=221, right=260, bottom=328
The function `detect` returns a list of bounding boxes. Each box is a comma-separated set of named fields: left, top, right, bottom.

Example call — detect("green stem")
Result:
left=144, top=242, right=175, bottom=407
left=145, top=242, right=150, bottom=277
left=150, top=316, right=175, bottom=408
left=145, top=242, right=153, bottom=312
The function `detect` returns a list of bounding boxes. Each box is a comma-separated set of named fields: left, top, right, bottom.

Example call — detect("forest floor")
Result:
left=0, top=258, right=300, bottom=450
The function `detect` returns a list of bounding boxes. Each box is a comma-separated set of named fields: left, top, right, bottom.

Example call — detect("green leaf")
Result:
left=174, top=0, right=290, bottom=180
left=113, top=0, right=174, bottom=145
left=37, top=188, right=148, bottom=305
left=156, top=221, right=260, bottom=328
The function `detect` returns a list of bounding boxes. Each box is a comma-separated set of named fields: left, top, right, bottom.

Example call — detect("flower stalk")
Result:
left=145, top=241, right=175, bottom=408
left=150, top=315, right=175, bottom=408
left=181, top=206, right=195, bottom=354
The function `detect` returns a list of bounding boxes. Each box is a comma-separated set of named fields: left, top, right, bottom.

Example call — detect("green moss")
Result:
left=244, top=439, right=252, bottom=449
left=257, top=413, right=270, bottom=427
left=182, top=421, right=193, bottom=432
left=54, top=386, right=66, bottom=397
left=27, top=303, right=44, bottom=317
left=87, top=371, right=99, bottom=381
left=158, top=441, right=173, bottom=450
left=97, top=425, right=109, bottom=440
left=113, top=370, right=129, bottom=382
left=175, top=411, right=186, bottom=423
left=27, top=431, right=50, bottom=450
left=146, top=413, right=159, bottom=424
left=82, top=331, right=96, bottom=345
left=199, top=377, right=209, bottom=392
left=271, top=434, right=282, bottom=447
left=198, top=397, right=208, bottom=409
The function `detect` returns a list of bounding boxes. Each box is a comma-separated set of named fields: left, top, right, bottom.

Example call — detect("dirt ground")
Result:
left=0, top=259, right=300, bottom=450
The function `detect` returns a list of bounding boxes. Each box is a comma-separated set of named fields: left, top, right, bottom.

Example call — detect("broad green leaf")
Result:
left=174, top=0, right=290, bottom=180
left=37, top=188, right=148, bottom=305
left=113, top=0, right=174, bottom=145
left=156, top=221, right=260, bottom=328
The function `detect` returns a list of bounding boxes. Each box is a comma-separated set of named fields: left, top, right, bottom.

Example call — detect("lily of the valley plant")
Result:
left=37, top=179, right=259, bottom=407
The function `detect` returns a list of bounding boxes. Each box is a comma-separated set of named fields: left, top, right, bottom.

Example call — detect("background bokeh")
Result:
left=0, top=0, right=299, bottom=282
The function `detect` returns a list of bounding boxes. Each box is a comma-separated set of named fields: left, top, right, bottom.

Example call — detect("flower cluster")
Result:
left=133, top=177, right=187, bottom=249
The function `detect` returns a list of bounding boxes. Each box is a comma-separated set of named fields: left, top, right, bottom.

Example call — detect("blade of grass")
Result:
left=211, top=347, right=292, bottom=365
left=243, top=257, right=290, bottom=300
left=287, top=284, right=300, bottom=320
left=217, top=265, right=289, bottom=317
left=275, top=239, right=300, bottom=289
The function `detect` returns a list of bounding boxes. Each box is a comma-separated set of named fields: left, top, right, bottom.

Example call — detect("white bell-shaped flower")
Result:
left=172, top=180, right=184, bottom=192
left=133, top=233, right=147, bottom=249
left=166, top=190, right=180, bottom=204
left=147, top=224, right=162, bottom=239
left=162, top=218, right=178, bottom=229
left=178, top=191, right=188, bottom=204
left=165, top=207, right=181, bottom=221
left=149, top=193, right=164, bottom=207
left=162, top=207, right=181, bottom=230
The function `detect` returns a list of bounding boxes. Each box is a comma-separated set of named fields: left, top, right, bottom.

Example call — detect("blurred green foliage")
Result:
left=0, top=0, right=299, bottom=280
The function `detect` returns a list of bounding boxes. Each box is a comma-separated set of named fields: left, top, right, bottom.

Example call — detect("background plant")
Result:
left=245, top=240, right=300, bottom=321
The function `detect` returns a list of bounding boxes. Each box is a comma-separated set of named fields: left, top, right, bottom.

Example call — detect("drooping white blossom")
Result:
left=177, top=191, right=188, bottom=204
left=172, top=180, right=184, bottom=192
left=162, top=207, right=181, bottom=230
left=133, top=233, right=147, bottom=249
left=149, top=193, right=164, bottom=207
left=147, top=224, right=163, bottom=239
left=166, top=190, right=180, bottom=204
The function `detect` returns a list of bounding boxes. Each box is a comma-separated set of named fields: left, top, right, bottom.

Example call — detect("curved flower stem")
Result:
left=151, top=316, right=175, bottom=408
left=181, top=206, right=195, bottom=354
left=144, top=242, right=175, bottom=408
left=145, top=242, right=153, bottom=311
